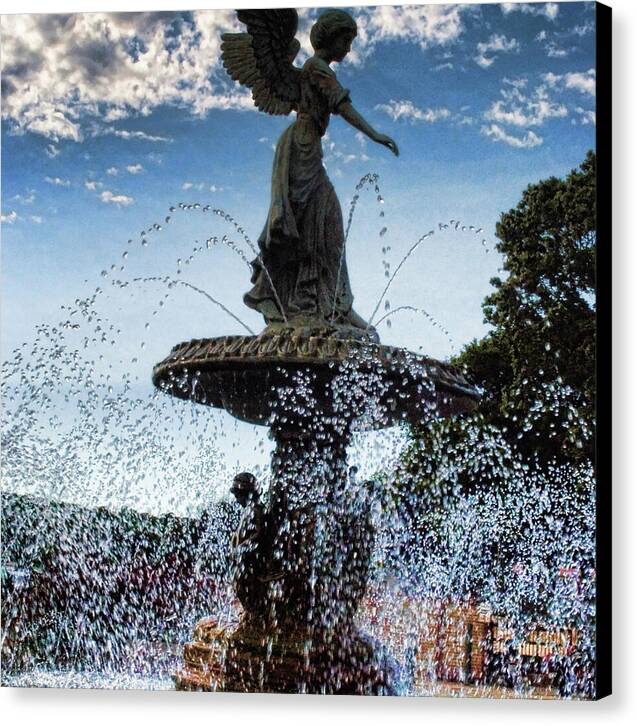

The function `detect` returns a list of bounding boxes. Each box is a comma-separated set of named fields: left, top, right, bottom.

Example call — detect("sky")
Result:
left=0, top=2, right=598, bottom=511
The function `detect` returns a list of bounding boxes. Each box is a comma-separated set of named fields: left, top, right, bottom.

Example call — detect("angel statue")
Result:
left=221, top=8, right=399, bottom=340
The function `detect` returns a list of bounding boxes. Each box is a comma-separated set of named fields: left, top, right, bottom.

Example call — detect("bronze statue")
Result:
left=221, top=9, right=399, bottom=337
left=158, top=9, right=480, bottom=695
left=229, top=472, right=270, bottom=615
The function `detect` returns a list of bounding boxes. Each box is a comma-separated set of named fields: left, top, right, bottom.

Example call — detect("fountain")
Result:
left=153, top=324, right=479, bottom=694
left=151, top=8, right=479, bottom=695
left=0, top=9, right=598, bottom=701
left=0, top=156, right=597, bottom=699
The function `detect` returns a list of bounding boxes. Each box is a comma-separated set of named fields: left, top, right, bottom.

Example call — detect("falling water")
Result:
left=1, top=177, right=595, bottom=697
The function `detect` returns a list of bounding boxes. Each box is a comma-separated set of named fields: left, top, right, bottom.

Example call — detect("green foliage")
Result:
left=392, top=152, right=598, bottom=564
left=456, top=150, right=596, bottom=465
left=1, top=491, right=239, bottom=671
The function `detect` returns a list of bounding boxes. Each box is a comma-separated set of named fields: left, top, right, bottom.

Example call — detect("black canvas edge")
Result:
left=594, top=0, right=612, bottom=701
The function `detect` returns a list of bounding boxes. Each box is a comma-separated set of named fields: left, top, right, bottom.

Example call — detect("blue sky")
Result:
left=1, top=2, right=596, bottom=356
left=0, top=2, right=597, bottom=510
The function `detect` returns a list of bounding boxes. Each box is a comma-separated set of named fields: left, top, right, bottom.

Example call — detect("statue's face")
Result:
left=331, top=31, right=355, bottom=62
left=231, top=483, right=251, bottom=507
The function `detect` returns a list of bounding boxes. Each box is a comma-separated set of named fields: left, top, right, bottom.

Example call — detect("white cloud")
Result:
left=45, top=144, right=61, bottom=158
left=503, top=77, right=528, bottom=90
left=181, top=180, right=223, bottom=192
left=492, top=74, right=595, bottom=135
left=0, top=11, right=250, bottom=142
left=475, top=57, right=495, bottom=69
left=0, top=7, right=469, bottom=136
left=545, top=43, right=571, bottom=58
left=100, top=190, right=133, bottom=206
left=574, top=107, right=596, bottom=125
left=534, top=32, right=573, bottom=59
left=12, top=191, right=36, bottom=205
left=350, top=4, right=466, bottom=63
left=484, top=81, right=568, bottom=127
left=1, top=210, right=18, bottom=224
left=146, top=153, right=164, bottom=166
left=45, top=176, right=70, bottom=187
left=481, top=124, right=543, bottom=149
left=293, top=5, right=468, bottom=67
left=501, top=3, right=559, bottom=21
left=475, top=34, right=520, bottom=68
left=85, top=180, right=102, bottom=191
left=30, top=215, right=43, bottom=224
left=106, top=167, right=118, bottom=176
left=126, top=163, right=144, bottom=174
left=20, top=107, right=84, bottom=142
left=103, top=107, right=130, bottom=122
left=97, top=129, right=171, bottom=143
left=375, top=100, right=451, bottom=123
left=322, top=131, right=370, bottom=168
left=0, top=8, right=473, bottom=141
left=535, top=19, right=591, bottom=59
left=543, top=69, right=596, bottom=96
left=563, top=70, right=597, bottom=96
left=571, top=22, right=595, bottom=37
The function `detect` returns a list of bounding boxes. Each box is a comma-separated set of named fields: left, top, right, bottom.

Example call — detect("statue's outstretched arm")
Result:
left=338, top=101, right=399, bottom=157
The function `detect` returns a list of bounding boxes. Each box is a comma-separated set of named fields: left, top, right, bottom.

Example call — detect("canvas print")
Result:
left=1, top=2, right=610, bottom=698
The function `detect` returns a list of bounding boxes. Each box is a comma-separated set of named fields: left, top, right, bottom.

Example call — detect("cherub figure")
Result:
left=221, top=9, right=399, bottom=338
left=229, top=472, right=269, bottom=615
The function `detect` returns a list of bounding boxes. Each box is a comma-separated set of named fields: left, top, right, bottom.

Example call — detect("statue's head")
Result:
left=310, top=9, right=357, bottom=62
left=231, top=471, right=259, bottom=506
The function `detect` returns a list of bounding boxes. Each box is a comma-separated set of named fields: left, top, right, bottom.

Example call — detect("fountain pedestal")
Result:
left=153, top=328, right=479, bottom=694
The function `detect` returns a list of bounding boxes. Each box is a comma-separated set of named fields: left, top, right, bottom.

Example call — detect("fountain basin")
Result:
left=152, top=330, right=480, bottom=428
left=152, top=328, right=480, bottom=694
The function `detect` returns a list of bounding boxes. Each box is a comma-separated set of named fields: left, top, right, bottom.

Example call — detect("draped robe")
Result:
left=244, top=56, right=364, bottom=329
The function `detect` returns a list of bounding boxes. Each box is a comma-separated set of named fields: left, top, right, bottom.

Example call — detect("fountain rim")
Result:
left=152, top=332, right=481, bottom=415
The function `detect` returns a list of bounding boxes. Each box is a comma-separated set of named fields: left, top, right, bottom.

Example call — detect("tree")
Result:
left=383, top=155, right=597, bottom=636
left=390, top=152, right=598, bottom=581
left=457, top=150, right=596, bottom=465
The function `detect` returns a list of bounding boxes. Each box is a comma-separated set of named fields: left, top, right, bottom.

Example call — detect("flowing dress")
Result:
left=244, top=56, right=365, bottom=330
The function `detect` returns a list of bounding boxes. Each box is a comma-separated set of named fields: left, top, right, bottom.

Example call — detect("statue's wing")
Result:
left=221, top=8, right=301, bottom=116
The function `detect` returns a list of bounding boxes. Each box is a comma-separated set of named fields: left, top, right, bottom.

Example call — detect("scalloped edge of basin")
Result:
left=152, top=332, right=480, bottom=429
